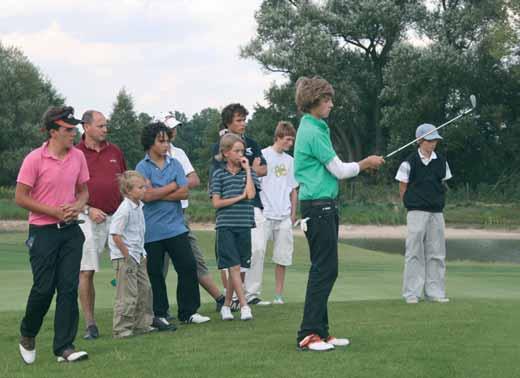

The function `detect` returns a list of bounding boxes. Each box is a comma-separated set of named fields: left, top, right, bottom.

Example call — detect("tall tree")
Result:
left=177, top=107, right=221, bottom=185
left=382, top=0, right=520, bottom=187
left=107, top=88, right=143, bottom=169
left=0, top=43, right=64, bottom=185
left=242, top=0, right=426, bottom=156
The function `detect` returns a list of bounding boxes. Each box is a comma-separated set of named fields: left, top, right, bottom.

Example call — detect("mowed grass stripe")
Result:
left=1, top=231, right=520, bottom=312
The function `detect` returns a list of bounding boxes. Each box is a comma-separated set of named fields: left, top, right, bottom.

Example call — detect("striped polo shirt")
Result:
left=210, top=167, right=259, bottom=228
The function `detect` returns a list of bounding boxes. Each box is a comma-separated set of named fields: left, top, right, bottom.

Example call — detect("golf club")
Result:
left=385, top=94, right=477, bottom=159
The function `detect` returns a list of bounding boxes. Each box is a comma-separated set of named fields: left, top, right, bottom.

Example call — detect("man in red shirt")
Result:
left=76, top=110, right=126, bottom=340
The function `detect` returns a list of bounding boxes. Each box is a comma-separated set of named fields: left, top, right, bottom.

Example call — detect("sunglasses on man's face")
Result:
left=60, top=126, right=78, bottom=133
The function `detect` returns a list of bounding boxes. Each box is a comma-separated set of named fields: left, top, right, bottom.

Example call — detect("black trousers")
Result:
left=297, top=200, right=339, bottom=343
left=20, top=224, right=85, bottom=356
left=145, top=232, right=200, bottom=321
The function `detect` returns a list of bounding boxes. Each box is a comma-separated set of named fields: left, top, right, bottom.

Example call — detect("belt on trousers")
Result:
left=300, top=198, right=337, bottom=207
left=296, top=199, right=337, bottom=232
left=31, top=219, right=85, bottom=230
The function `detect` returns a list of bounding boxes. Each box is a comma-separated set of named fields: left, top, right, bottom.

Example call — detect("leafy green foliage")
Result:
left=0, top=43, right=64, bottom=185
left=175, top=107, right=221, bottom=184
left=107, top=88, right=145, bottom=169
left=243, top=0, right=520, bottom=193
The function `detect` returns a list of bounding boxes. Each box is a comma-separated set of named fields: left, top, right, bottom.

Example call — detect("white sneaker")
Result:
left=430, top=297, right=450, bottom=303
left=240, top=305, right=253, bottom=321
left=19, top=336, right=36, bottom=364
left=326, top=336, right=350, bottom=347
left=273, top=296, right=285, bottom=305
left=247, top=297, right=271, bottom=306
left=405, top=296, right=419, bottom=304
left=220, top=306, right=234, bottom=321
left=57, top=349, right=88, bottom=363
left=187, top=313, right=211, bottom=324
left=298, top=334, right=334, bottom=352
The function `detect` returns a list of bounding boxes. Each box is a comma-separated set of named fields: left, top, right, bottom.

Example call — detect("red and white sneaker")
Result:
left=298, top=334, right=335, bottom=351
left=325, top=336, right=350, bottom=347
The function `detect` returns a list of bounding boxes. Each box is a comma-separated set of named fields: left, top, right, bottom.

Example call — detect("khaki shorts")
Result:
left=79, top=213, right=111, bottom=272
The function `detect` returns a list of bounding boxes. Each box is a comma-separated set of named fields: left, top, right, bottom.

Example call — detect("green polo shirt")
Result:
left=294, top=114, right=338, bottom=200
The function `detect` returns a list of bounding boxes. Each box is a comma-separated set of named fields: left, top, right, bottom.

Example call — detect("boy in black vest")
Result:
left=395, top=123, right=452, bottom=304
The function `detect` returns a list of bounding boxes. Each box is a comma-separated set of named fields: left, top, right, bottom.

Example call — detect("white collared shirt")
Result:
left=169, top=144, right=194, bottom=209
left=395, top=149, right=452, bottom=183
left=109, top=197, right=146, bottom=263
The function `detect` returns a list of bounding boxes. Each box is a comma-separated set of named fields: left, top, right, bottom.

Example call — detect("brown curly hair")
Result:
left=294, top=76, right=335, bottom=113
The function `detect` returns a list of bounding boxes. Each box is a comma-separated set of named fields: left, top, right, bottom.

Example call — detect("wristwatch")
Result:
left=83, top=205, right=90, bottom=215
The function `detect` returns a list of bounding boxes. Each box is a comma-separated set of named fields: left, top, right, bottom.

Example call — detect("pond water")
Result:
left=341, top=238, right=520, bottom=263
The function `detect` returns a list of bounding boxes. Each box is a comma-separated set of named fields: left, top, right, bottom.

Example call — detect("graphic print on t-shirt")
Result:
left=274, top=164, right=288, bottom=177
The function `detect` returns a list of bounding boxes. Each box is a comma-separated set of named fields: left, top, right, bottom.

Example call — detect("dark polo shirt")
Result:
left=76, top=139, right=126, bottom=214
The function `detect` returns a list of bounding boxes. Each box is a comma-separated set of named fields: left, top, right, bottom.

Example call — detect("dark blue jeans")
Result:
left=297, top=200, right=339, bottom=343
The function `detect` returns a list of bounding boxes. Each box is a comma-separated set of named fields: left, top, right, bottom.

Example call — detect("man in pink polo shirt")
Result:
left=76, top=110, right=126, bottom=340
left=15, top=106, right=90, bottom=364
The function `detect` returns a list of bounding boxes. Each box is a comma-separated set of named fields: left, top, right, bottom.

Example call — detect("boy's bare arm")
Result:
left=241, top=157, right=256, bottom=199
left=112, top=234, right=129, bottom=258
left=61, top=183, right=89, bottom=222
left=15, top=183, right=65, bottom=221
left=399, top=182, right=408, bottom=201
left=142, top=180, right=178, bottom=202
left=186, top=172, right=200, bottom=189
left=212, top=193, right=246, bottom=209
left=290, top=187, right=298, bottom=224
left=163, top=186, right=189, bottom=201
left=252, top=157, right=267, bottom=177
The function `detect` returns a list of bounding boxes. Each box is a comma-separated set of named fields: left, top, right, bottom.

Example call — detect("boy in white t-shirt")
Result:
left=253, top=121, right=299, bottom=304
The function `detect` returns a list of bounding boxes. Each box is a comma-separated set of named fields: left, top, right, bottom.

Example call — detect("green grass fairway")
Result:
left=1, top=231, right=519, bottom=378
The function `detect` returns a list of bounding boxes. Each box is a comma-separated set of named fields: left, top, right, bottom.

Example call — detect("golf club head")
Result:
left=470, top=94, right=477, bottom=108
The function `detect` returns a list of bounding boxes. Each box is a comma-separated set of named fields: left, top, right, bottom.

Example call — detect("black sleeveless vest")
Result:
left=403, top=151, right=447, bottom=213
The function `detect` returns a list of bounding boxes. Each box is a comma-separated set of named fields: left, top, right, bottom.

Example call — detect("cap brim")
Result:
left=65, top=118, right=83, bottom=126
left=423, top=133, right=443, bottom=140
left=54, top=119, right=82, bottom=128
left=164, top=120, right=182, bottom=128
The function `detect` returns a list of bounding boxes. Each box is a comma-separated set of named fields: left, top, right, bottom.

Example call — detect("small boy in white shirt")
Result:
left=109, top=171, right=155, bottom=338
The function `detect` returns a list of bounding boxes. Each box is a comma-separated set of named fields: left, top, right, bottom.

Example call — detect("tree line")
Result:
left=1, top=0, right=519, bottom=198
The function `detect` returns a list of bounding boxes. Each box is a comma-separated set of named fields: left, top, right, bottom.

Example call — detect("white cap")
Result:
left=156, top=111, right=182, bottom=129
left=415, top=123, right=443, bottom=141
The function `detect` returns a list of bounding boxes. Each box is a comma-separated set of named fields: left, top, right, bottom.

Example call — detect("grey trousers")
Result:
left=402, top=211, right=447, bottom=299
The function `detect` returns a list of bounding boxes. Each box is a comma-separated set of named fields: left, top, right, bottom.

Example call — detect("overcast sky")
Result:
left=0, top=0, right=284, bottom=119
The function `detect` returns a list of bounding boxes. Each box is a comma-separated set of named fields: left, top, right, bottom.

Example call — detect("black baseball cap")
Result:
left=43, top=106, right=83, bottom=130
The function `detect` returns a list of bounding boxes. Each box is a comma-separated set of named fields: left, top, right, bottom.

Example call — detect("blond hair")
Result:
left=215, top=133, right=245, bottom=162
left=118, top=170, right=145, bottom=196
left=274, top=121, right=296, bottom=141
left=295, top=76, right=335, bottom=113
